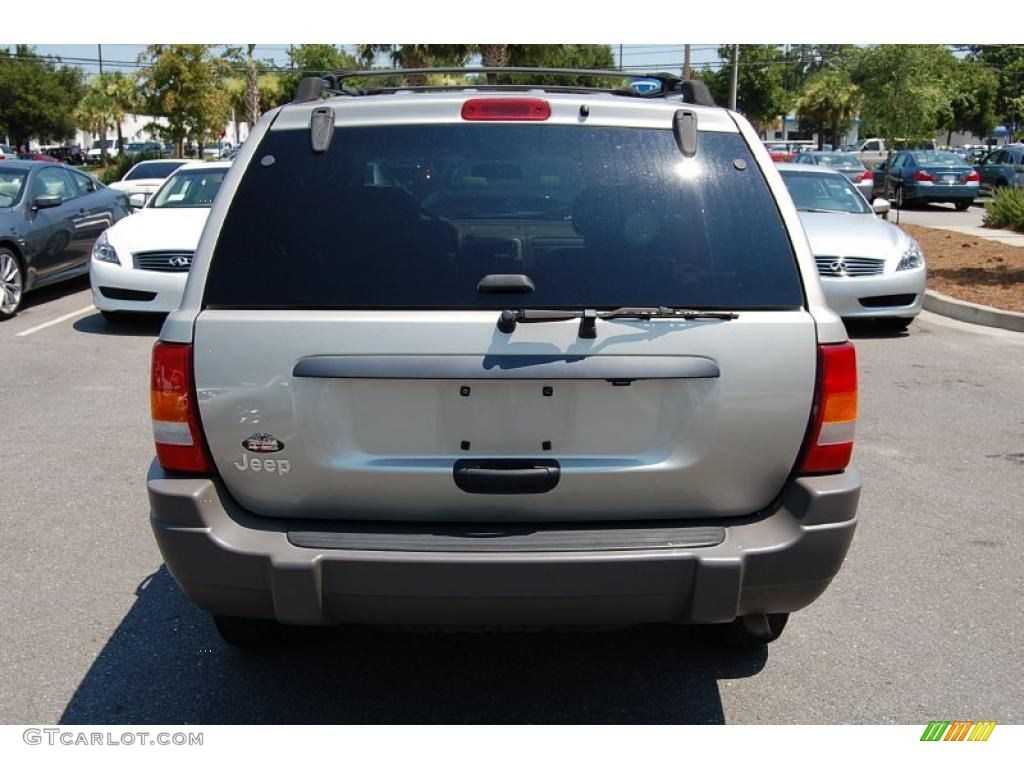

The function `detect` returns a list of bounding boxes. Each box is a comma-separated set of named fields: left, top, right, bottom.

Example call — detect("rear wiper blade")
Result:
left=498, top=307, right=738, bottom=338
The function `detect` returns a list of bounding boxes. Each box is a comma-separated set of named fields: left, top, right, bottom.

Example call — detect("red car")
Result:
left=16, top=152, right=62, bottom=163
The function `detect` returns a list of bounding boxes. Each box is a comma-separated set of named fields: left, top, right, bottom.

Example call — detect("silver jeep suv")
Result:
left=147, top=68, right=860, bottom=647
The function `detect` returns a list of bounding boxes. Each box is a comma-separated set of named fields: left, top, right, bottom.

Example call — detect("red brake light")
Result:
left=151, top=341, right=214, bottom=473
left=965, top=170, right=980, bottom=182
left=461, top=98, right=551, bottom=121
left=913, top=170, right=936, bottom=182
left=799, top=342, right=857, bottom=474
left=859, top=171, right=873, bottom=182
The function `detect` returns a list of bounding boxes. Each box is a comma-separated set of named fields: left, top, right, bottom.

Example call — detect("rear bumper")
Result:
left=148, top=461, right=860, bottom=627
left=906, top=182, right=977, bottom=202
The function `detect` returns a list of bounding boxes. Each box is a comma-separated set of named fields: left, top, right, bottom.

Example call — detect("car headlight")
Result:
left=92, top=231, right=120, bottom=265
left=897, top=240, right=924, bottom=271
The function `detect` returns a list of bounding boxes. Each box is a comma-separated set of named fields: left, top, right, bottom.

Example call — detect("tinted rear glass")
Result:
left=204, top=125, right=803, bottom=310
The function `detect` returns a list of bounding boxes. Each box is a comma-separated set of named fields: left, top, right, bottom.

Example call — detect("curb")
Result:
left=923, top=290, right=1024, bottom=333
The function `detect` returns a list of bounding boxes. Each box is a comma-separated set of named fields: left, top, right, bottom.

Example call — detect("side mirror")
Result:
left=32, top=195, right=63, bottom=210
left=128, top=193, right=146, bottom=209
left=871, top=198, right=891, bottom=216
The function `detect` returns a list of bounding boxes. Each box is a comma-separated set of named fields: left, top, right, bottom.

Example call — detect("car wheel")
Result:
left=0, top=248, right=25, bottom=320
left=213, top=615, right=288, bottom=648
left=881, top=317, right=914, bottom=332
left=895, top=184, right=905, bottom=209
left=954, top=200, right=972, bottom=211
left=721, top=613, right=789, bottom=648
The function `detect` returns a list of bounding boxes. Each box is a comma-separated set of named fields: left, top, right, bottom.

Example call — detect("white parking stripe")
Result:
left=15, top=305, right=95, bottom=337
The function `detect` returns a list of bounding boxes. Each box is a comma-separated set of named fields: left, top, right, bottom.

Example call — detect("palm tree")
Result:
left=795, top=69, right=863, bottom=151
left=99, top=71, right=137, bottom=153
left=77, top=79, right=115, bottom=162
left=355, top=45, right=470, bottom=86
left=477, top=45, right=509, bottom=85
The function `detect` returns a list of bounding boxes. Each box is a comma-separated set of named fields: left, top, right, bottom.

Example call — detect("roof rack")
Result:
left=290, top=67, right=716, bottom=107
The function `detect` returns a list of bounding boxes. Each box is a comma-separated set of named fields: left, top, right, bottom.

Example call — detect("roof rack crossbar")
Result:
left=290, top=67, right=716, bottom=107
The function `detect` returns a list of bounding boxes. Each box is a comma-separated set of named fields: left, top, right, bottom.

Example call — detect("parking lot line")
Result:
left=15, top=305, right=95, bottom=338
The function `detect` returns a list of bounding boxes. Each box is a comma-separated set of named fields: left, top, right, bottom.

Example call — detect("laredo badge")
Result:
left=242, top=432, right=284, bottom=453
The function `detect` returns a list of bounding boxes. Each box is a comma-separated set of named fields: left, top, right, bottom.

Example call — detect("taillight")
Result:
left=461, top=98, right=551, bottom=121
left=913, top=170, right=936, bottom=182
left=799, top=342, right=857, bottom=474
left=965, top=170, right=980, bottom=182
left=151, top=341, right=214, bottom=473
left=859, top=171, right=873, bottom=182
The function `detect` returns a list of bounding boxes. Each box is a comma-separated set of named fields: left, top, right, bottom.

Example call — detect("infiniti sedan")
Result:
left=90, top=161, right=231, bottom=320
left=1, top=161, right=131, bottom=319
left=779, top=164, right=926, bottom=331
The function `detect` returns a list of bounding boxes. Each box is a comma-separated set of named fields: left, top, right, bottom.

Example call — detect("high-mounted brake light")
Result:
left=461, top=98, right=551, bottom=121
left=965, top=170, right=980, bottom=182
left=913, top=170, right=936, bottom=182
left=151, top=341, right=214, bottom=474
left=799, top=342, right=857, bottom=474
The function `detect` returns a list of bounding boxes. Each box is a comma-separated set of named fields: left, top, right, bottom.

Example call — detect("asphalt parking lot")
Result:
left=1, top=276, right=1022, bottom=725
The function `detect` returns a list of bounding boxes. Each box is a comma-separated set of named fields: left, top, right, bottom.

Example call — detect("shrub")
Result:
left=99, top=151, right=165, bottom=185
left=983, top=187, right=1024, bottom=233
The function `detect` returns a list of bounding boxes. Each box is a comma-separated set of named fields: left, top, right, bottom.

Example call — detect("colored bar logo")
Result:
left=921, top=721, right=996, bottom=741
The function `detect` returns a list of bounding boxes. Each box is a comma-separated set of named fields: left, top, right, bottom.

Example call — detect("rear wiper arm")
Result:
left=498, top=307, right=738, bottom=338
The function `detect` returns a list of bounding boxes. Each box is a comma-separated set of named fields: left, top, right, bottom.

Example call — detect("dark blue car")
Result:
left=872, top=150, right=979, bottom=210
left=0, top=160, right=131, bottom=318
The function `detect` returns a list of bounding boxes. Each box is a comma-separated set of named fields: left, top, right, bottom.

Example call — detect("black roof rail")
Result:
left=289, top=67, right=716, bottom=107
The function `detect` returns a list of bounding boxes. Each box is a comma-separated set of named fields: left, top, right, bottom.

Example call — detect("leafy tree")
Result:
left=853, top=45, right=955, bottom=145
left=137, top=45, right=231, bottom=157
left=943, top=58, right=999, bottom=144
left=505, top=45, right=615, bottom=86
left=795, top=68, right=863, bottom=150
left=356, top=45, right=471, bottom=86
left=968, top=46, right=1024, bottom=141
left=477, top=44, right=509, bottom=84
left=705, top=45, right=792, bottom=133
left=0, top=45, right=83, bottom=148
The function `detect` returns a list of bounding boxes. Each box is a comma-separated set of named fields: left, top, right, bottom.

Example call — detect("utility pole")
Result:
left=729, top=44, right=739, bottom=111
left=619, top=44, right=623, bottom=71
left=683, top=44, right=691, bottom=80
left=97, top=44, right=108, bottom=164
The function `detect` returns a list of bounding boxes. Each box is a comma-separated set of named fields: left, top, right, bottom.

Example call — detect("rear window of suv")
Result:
left=204, top=124, right=803, bottom=310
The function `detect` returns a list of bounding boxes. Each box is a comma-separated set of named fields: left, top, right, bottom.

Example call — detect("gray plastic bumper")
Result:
left=148, top=460, right=859, bottom=627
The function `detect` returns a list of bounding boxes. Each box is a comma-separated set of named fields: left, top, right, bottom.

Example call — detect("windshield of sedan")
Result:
left=911, top=151, right=963, bottom=166
left=780, top=170, right=871, bottom=214
left=814, top=153, right=865, bottom=170
left=150, top=168, right=227, bottom=208
left=0, top=170, right=27, bottom=208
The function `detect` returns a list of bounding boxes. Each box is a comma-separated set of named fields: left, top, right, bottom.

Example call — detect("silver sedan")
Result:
left=778, top=164, right=926, bottom=330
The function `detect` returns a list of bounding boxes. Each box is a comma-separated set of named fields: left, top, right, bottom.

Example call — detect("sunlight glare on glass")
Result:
left=673, top=158, right=702, bottom=180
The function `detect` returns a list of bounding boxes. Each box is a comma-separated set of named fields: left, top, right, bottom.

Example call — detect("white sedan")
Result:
left=778, top=163, right=926, bottom=331
left=90, top=161, right=231, bottom=319
left=108, top=159, right=191, bottom=202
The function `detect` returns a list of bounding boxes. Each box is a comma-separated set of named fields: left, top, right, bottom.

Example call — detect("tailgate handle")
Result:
left=454, top=459, right=560, bottom=494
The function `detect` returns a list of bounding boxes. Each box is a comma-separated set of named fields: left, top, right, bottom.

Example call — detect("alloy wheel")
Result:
left=0, top=252, right=23, bottom=316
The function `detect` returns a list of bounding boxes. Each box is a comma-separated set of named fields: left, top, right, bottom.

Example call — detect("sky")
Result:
left=0, top=44, right=728, bottom=77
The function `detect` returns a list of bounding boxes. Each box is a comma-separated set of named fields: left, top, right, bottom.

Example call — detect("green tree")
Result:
left=853, top=45, right=955, bottom=145
left=278, top=44, right=360, bottom=102
left=99, top=71, right=138, bottom=153
left=138, top=45, right=231, bottom=157
left=505, top=44, right=615, bottom=86
left=356, top=45, right=471, bottom=86
left=968, top=46, right=1024, bottom=141
left=795, top=68, right=863, bottom=150
left=706, top=45, right=792, bottom=133
left=943, top=58, right=999, bottom=144
left=0, top=45, right=83, bottom=148
left=77, top=77, right=116, bottom=162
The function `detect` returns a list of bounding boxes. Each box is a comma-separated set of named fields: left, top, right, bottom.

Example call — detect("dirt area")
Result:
left=899, top=224, right=1024, bottom=313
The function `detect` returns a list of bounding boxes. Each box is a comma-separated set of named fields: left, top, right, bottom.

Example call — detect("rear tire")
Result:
left=721, top=613, right=789, bottom=648
left=894, top=184, right=905, bottom=209
left=213, top=615, right=288, bottom=648
left=954, top=200, right=971, bottom=212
